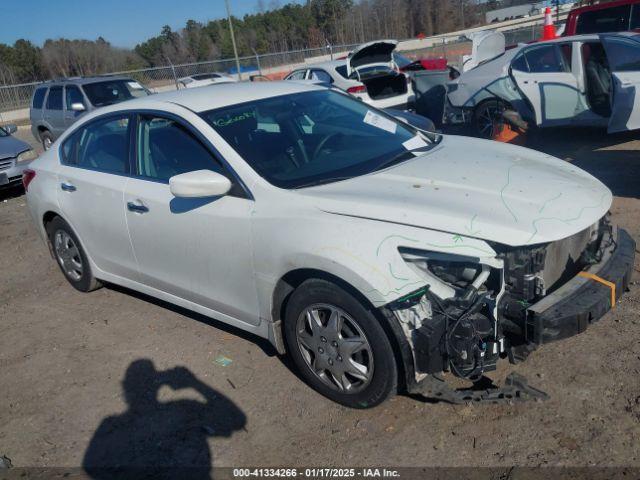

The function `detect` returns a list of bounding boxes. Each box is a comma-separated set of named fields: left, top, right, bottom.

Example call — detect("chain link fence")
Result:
left=0, top=24, right=543, bottom=119
left=0, top=43, right=359, bottom=118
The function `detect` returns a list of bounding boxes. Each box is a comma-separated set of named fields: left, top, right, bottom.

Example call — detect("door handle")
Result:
left=60, top=182, right=76, bottom=192
left=127, top=201, right=149, bottom=213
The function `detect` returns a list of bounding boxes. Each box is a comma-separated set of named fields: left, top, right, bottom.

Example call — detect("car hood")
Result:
left=348, top=40, right=398, bottom=75
left=299, top=136, right=612, bottom=247
left=463, top=31, right=506, bottom=71
left=0, top=135, right=31, bottom=161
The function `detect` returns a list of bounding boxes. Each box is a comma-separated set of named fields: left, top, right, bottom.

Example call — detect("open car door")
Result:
left=602, top=35, right=640, bottom=133
left=511, top=43, right=583, bottom=127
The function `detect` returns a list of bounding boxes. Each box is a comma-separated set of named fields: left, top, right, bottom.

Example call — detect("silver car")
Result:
left=30, top=76, right=150, bottom=151
left=0, top=124, right=37, bottom=189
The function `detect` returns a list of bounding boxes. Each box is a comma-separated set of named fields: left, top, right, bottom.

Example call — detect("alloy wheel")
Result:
left=54, top=230, right=83, bottom=281
left=296, top=303, right=374, bottom=393
left=476, top=103, right=504, bottom=139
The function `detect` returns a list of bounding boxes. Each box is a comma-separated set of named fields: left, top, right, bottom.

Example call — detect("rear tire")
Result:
left=472, top=99, right=507, bottom=139
left=46, top=217, right=101, bottom=292
left=40, top=130, right=53, bottom=151
left=284, top=279, right=397, bottom=408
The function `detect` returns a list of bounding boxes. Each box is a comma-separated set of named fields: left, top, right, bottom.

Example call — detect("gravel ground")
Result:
left=1, top=126, right=639, bottom=470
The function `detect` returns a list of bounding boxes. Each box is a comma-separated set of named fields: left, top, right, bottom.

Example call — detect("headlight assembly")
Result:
left=400, top=249, right=491, bottom=301
left=16, top=149, right=38, bottom=164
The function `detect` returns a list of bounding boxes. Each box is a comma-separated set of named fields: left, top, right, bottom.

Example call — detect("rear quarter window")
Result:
left=46, top=86, right=63, bottom=110
left=335, top=65, right=349, bottom=79
left=32, top=88, right=47, bottom=109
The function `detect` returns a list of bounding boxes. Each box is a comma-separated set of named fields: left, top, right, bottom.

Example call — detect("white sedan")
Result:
left=285, top=40, right=414, bottom=110
left=24, top=82, right=634, bottom=407
left=178, top=72, right=236, bottom=89
left=446, top=32, right=640, bottom=137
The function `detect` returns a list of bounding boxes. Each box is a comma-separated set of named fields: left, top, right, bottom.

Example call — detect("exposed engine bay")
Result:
left=387, top=216, right=615, bottom=389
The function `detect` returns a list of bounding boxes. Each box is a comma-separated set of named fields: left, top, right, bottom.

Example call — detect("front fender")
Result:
left=252, top=208, right=497, bottom=323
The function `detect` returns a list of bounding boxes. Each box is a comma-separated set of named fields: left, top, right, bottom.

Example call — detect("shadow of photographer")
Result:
left=83, top=359, right=246, bottom=479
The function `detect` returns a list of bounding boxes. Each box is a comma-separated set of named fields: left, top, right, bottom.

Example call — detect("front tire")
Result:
left=40, top=130, right=54, bottom=151
left=46, top=217, right=101, bottom=292
left=284, top=279, right=397, bottom=408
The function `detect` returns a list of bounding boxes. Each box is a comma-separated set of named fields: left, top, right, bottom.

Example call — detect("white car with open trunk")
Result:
left=24, top=82, right=635, bottom=407
left=285, top=40, right=414, bottom=110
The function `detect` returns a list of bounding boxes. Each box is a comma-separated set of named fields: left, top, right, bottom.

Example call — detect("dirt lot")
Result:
left=1, top=126, right=639, bottom=471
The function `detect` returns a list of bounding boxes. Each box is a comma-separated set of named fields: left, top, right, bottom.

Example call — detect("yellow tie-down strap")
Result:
left=577, top=272, right=616, bottom=310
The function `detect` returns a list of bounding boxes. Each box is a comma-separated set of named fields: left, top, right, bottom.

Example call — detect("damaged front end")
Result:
left=383, top=216, right=635, bottom=404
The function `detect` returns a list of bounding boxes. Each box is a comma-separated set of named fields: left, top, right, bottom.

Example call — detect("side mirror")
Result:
left=3, top=124, right=17, bottom=135
left=169, top=170, right=232, bottom=198
left=71, top=102, right=86, bottom=112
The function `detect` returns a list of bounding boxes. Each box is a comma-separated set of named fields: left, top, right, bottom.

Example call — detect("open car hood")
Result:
left=348, top=40, right=398, bottom=75
left=462, top=31, right=506, bottom=72
left=299, top=136, right=612, bottom=247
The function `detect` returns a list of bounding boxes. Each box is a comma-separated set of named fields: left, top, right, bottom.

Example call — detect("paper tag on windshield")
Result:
left=402, top=135, right=428, bottom=153
left=363, top=110, right=397, bottom=134
left=127, top=81, right=144, bottom=90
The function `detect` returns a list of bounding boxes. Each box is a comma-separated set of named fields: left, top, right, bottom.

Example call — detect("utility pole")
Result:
left=225, top=0, right=242, bottom=81
left=460, top=0, right=465, bottom=29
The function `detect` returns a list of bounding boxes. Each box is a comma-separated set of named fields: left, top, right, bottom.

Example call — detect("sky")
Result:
left=1, top=0, right=285, bottom=48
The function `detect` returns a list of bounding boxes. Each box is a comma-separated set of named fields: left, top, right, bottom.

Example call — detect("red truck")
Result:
left=564, top=0, right=640, bottom=36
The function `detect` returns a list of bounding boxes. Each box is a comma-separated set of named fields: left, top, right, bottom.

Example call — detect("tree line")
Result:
left=1, top=0, right=534, bottom=85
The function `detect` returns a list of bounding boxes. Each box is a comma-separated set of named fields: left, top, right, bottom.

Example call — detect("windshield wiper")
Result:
left=293, top=144, right=439, bottom=190
left=373, top=146, right=435, bottom=172
left=293, top=176, right=356, bottom=189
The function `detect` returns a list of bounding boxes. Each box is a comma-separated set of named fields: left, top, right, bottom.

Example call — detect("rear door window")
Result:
left=46, top=86, right=63, bottom=110
left=32, top=88, right=47, bottom=109
left=287, top=70, right=307, bottom=80
left=62, top=115, right=131, bottom=174
left=310, top=69, right=333, bottom=83
left=523, top=45, right=567, bottom=73
left=576, top=5, right=632, bottom=34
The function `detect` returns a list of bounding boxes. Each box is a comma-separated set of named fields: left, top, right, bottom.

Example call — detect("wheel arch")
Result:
left=472, top=97, right=514, bottom=138
left=270, top=268, right=413, bottom=392
left=473, top=96, right=513, bottom=116
left=42, top=211, right=92, bottom=268
left=43, top=210, right=60, bottom=228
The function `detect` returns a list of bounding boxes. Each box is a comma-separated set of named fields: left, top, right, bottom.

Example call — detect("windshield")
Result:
left=83, top=79, right=149, bottom=107
left=0, top=126, right=7, bottom=137
left=393, top=52, right=413, bottom=68
left=202, top=90, right=434, bottom=189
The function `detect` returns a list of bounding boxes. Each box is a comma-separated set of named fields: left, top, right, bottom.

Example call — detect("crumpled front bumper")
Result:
left=526, top=228, right=635, bottom=345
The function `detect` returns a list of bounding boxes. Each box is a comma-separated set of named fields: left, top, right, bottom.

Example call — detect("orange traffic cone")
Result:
left=541, top=7, right=557, bottom=41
